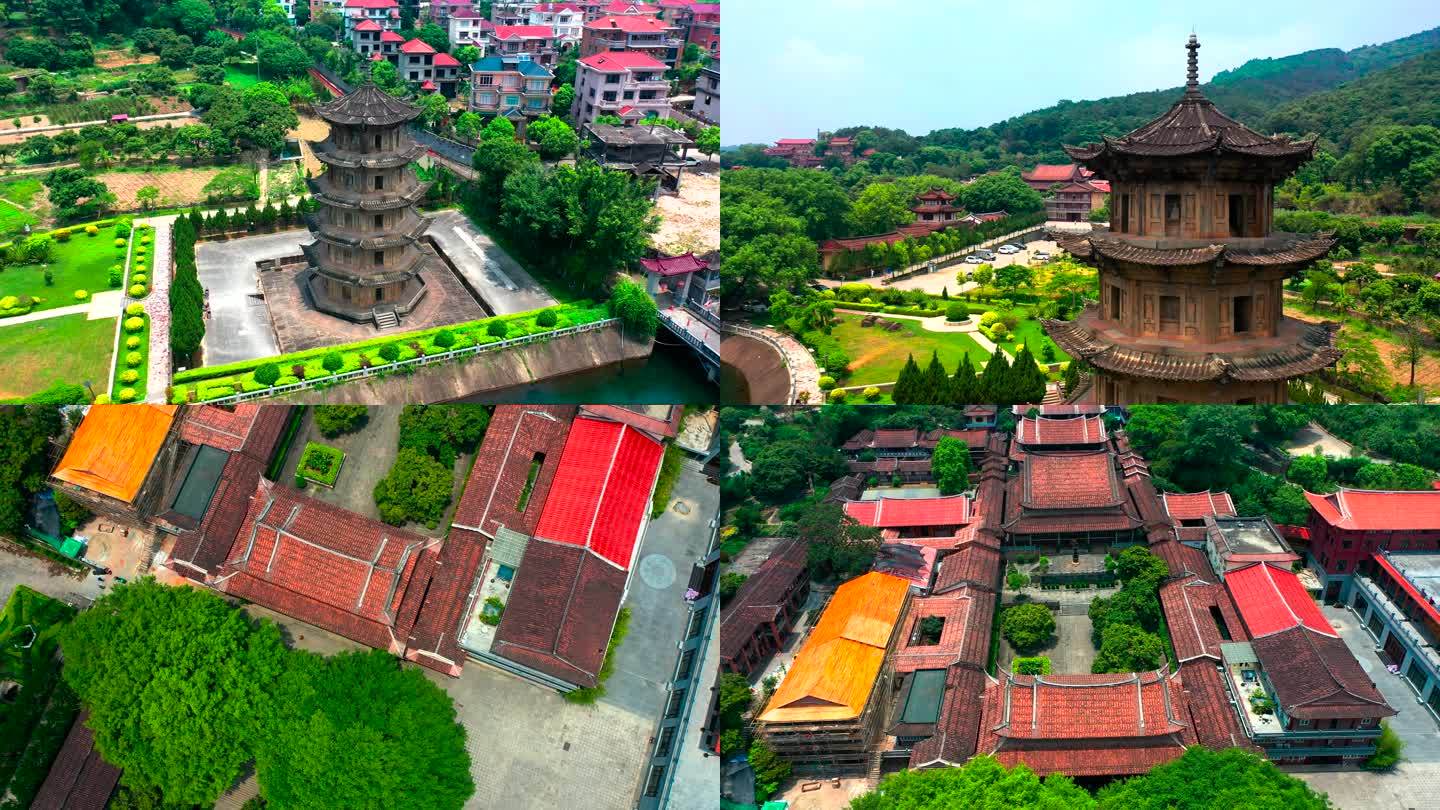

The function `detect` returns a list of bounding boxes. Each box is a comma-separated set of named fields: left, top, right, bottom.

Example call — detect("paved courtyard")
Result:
left=996, top=595, right=1101, bottom=674
left=426, top=210, right=559, bottom=314
left=1289, top=605, right=1440, bottom=809
left=0, top=543, right=95, bottom=610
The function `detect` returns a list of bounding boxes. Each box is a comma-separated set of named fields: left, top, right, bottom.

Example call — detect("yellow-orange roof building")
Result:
left=759, top=571, right=910, bottom=724
left=52, top=405, right=178, bottom=503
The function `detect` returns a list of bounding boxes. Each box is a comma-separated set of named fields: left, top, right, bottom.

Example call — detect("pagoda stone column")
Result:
left=303, top=82, right=436, bottom=324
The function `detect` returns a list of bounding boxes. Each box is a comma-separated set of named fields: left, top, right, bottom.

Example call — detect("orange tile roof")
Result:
left=759, top=572, right=910, bottom=724
left=53, top=405, right=178, bottom=503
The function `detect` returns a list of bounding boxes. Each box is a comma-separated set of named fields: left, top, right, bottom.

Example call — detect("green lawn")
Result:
left=0, top=203, right=36, bottom=241
left=0, top=230, right=126, bottom=315
left=1000, top=318, right=1071, bottom=364
left=0, top=312, right=115, bottom=399
left=831, top=313, right=994, bottom=386
left=225, top=64, right=261, bottom=89
left=0, top=177, right=43, bottom=207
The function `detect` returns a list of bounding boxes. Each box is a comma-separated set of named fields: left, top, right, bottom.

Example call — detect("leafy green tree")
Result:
left=202, top=83, right=299, bottom=154
left=313, top=405, right=369, bottom=437
left=919, top=350, right=949, bottom=404
left=993, top=263, right=1035, bottom=296
left=0, top=408, right=62, bottom=538
left=373, top=448, right=454, bottom=526
left=527, top=115, right=578, bottom=159
left=1266, top=482, right=1312, bottom=525
left=259, top=37, right=311, bottom=79
left=453, top=45, right=481, bottom=66
left=1286, top=453, right=1330, bottom=492
left=419, top=92, right=449, bottom=128
left=891, top=353, right=922, bottom=404
left=750, top=738, right=791, bottom=803
left=1092, top=622, right=1166, bottom=673
left=1365, top=720, right=1404, bottom=770
left=453, top=111, right=483, bottom=141
left=851, top=753, right=1095, bottom=809
left=397, top=404, right=490, bottom=468
left=977, top=348, right=1011, bottom=404
left=1097, top=746, right=1328, bottom=809
left=609, top=277, right=659, bottom=337
left=696, top=125, right=720, bottom=157
left=171, top=0, right=217, bottom=38
left=793, top=501, right=882, bottom=582
left=44, top=167, right=114, bottom=221
left=951, top=353, right=979, bottom=403
left=552, top=83, right=574, bottom=117
left=961, top=169, right=1045, bottom=214
left=1114, top=546, right=1168, bottom=587
left=60, top=580, right=288, bottom=806
left=848, top=182, right=914, bottom=235
left=416, top=22, right=450, bottom=52
left=1000, top=602, right=1055, bottom=653
left=932, top=436, right=972, bottom=495
left=256, top=650, right=473, bottom=810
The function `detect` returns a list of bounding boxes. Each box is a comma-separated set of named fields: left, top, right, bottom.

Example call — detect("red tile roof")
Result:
left=774, top=138, right=815, bottom=146
left=587, top=13, right=670, bottom=31
left=1022, top=163, right=1083, bottom=182
left=892, top=587, right=994, bottom=674
left=353, top=18, right=382, bottom=30
left=167, top=452, right=266, bottom=581
left=580, top=404, right=683, bottom=439
left=433, top=52, right=461, bottom=67
left=402, top=37, right=436, bottom=53
left=451, top=405, right=575, bottom=539
left=491, top=539, right=627, bottom=687
left=31, top=711, right=120, bottom=810
left=1178, top=660, right=1255, bottom=750
left=1161, top=490, right=1237, bottom=521
left=216, top=479, right=439, bottom=653
left=405, top=527, right=488, bottom=676
left=1015, top=415, right=1107, bottom=446
left=1305, top=488, right=1440, bottom=531
left=991, top=742, right=1188, bottom=777
left=493, top=24, right=554, bottom=39
left=909, top=665, right=987, bottom=768
left=579, top=50, right=668, bottom=71
left=1152, top=539, right=1216, bottom=580
left=843, top=495, right=972, bottom=529
left=1225, top=562, right=1334, bottom=639
left=177, top=404, right=290, bottom=460
left=380, top=29, right=405, bottom=41
left=1160, top=576, right=1243, bottom=662
left=919, top=428, right=988, bottom=450
left=931, top=542, right=1001, bottom=594
left=1250, top=625, right=1394, bottom=720
left=1019, top=451, right=1122, bottom=509
left=639, top=252, right=709, bottom=276
left=345, top=0, right=397, bottom=7
left=720, top=539, right=808, bottom=663
left=532, top=416, right=664, bottom=570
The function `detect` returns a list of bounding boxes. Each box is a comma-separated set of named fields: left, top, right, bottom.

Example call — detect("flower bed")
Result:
left=296, top=441, right=345, bottom=488
left=168, top=302, right=610, bottom=403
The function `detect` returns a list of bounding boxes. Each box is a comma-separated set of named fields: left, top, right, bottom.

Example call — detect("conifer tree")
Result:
left=1011, top=345, right=1048, bottom=404
left=920, top=351, right=949, bottom=404
left=978, top=347, right=1012, bottom=404
left=952, top=353, right=978, bottom=404
left=892, top=354, right=922, bottom=404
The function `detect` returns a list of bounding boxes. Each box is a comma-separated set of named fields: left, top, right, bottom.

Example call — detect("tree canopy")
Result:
left=851, top=755, right=1095, bottom=810
left=931, top=435, right=972, bottom=495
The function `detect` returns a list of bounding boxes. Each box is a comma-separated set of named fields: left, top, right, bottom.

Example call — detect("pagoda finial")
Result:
left=1184, top=34, right=1202, bottom=98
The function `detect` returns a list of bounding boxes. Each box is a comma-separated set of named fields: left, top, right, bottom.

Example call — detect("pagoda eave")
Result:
left=305, top=213, right=433, bottom=250
left=302, top=241, right=427, bottom=285
left=309, top=140, right=428, bottom=169
left=306, top=178, right=432, bottom=211
left=1054, top=234, right=1336, bottom=272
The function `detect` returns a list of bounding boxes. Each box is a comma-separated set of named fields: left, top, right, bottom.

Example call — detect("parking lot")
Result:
left=885, top=239, right=1061, bottom=296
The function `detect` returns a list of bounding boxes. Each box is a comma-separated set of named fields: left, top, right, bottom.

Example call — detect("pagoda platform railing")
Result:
left=194, top=318, right=621, bottom=406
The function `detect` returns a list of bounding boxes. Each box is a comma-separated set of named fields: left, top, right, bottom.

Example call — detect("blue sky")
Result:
left=723, top=0, right=1440, bottom=145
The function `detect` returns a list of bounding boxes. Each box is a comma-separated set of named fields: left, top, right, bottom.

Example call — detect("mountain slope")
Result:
left=1263, top=49, right=1440, bottom=150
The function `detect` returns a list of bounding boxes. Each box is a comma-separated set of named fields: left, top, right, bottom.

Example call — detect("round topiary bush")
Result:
left=126, top=351, right=142, bottom=366
left=93, top=394, right=111, bottom=404
left=487, top=320, right=508, bottom=338
left=125, top=303, right=144, bottom=316
left=125, top=317, right=145, bottom=333
left=118, top=387, right=137, bottom=402
left=85, top=224, right=99, bottom=236
left=73, top=289, right=88, bottom=301
left=136, top=245, right=146, bottom=254
left=980, top=311, right=1000, bottom=327
left=321, top=351, right=344, bottom=372
left=129, top=284, right=147, bottom=297
left=536, top=309, right=558, bottom=327
left=120, top=369, right=139, bottom=384
left=818, top=375, right=836, bottom=391
left=53, top=228, right=70, bottom=241
left=253, top=362, right=281, bottom=386
left=132, top=274, right=147, bottom=284
left=134, top=262, right=146, bottom=272
left=114, top=238, right=126, bottom=247
left=140, top=235, right=151, bottom=245
left=0, top=295, right=18, bottom=309
left=378, top=343, right=400, bottom=362
left=433, top=329, right=456, bottom=349
left=126, top=336, right=141, bottom=349
left=864, top=386, right=882, bottom=401
left=828, top=388, right=847, bottom=403
left=946, top=303, right=967, bottom=322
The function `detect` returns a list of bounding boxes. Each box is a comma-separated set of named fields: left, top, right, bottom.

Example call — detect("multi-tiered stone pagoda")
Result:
left=304, top=82, right=435, bottom=325
left=1043, top=35, right=1342, bottom=404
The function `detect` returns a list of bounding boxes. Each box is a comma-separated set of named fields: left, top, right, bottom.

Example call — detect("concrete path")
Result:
left=834, top=307, right=1000, bottom=353
left=138, top=217, right=174, bottom=401
left=0, top=289, right=124, bottom=325
left=194, top=229, right=294, bottom=366
left=425, top=210, right=557, bottom=314
left=743, top=325, right=822, bottom=403
left=0, top=542, right=98, bottom=609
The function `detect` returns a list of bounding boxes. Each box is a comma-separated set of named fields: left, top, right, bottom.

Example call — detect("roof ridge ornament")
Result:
left=1184, top=34, right=1203, bottom=99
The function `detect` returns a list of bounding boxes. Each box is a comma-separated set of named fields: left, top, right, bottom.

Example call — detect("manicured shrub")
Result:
left=125, top=317, right=145, bottom=332
left=946, top=303, right=967, bottom=321
left=125, top=336, right=141, bottom=349
left=980, top=311, right=1000, bottom=327
left=140, top=235, right=151, bottom=245
left=126, top=351, right=142, bottom=366
left=93, top=394, right=110, bottom=404
left=129, top=284, right=147, bottom=297
left=378, top=343, right=400, bottom=362
left=536, top=309, right=558, bottom=327
left=85, top=224, right=99, bottom=236
left=120, top=369, right=139, bottom=384
left=863, top=386, right=882, bottom=401
left=126, top=303, right=144, bottom=316
left=313, top=405, right=368, bottom=437
left=134, top=262, right=146, bottom=272
left=114, top=220, right=132, bottom=238
left=817, top=375, right=836, bottom=390
left=117, top=387, right=137, bottom=402
left=486, top=320, right=508, bottom=338
left=132, top=273, right=146, bottom=285
left=828, top=388, right=847, bottom=403
left=73, top=289, right=88, bottom=300
left=321, top=351, right=343, bottom=372
left=1001, top=602, right=1056, bottom=653
left=53, top=228, right=70, bottom=241
left=114, top=237, right=126, bottom=247
left=253, top=362, right=281, bottom=386
left=109, top=266, right=123, bottom=287
left=136, top=245, right=147, bottom=255
left=433, top=329, right=456, bottom=348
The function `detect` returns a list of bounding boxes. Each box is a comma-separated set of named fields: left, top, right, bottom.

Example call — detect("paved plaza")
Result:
left=425, top=210, right=558, bottom=315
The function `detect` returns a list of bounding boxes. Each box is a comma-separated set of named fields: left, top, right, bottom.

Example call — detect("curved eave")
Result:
left=303, top=241, right=427, bottom=285
left=1054, top=235, right=1336, bottom=269
left=306, top=177, right=432, bottom=211
left=309, top=140, right=427, bottom=169
left=1042, top=314, right=1342, bottom=383
left=1063, top=136, right=1315, bottom=163
left=305, top=214, right=433, bottom=250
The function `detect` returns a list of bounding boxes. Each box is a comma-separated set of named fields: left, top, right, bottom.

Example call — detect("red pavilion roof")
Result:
left=1305, top=488, right=1440, bottom=531
left=843, top=495, right=972, bottom=529
left=1225, top=562, right=1335, bottom=639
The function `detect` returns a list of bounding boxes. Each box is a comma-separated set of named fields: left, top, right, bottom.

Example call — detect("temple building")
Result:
left=304, top=83, right=436, bottom=326
left=1001, top=449, right=1145, bottom=551
left=904, top=188, right=964, bottom=232
left=719, top=538, right=809, bottom=676
left=1044, top=36, right=1341, bottom=404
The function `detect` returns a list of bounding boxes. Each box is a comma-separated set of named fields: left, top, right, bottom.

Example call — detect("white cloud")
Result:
left=773, top=37, right=862, bottom=78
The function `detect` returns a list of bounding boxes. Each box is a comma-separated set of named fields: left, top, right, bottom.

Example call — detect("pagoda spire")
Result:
left=1184, top=34, right=1203, bottom=99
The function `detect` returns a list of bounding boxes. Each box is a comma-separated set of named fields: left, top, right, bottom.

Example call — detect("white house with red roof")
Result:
left=491, top=0, right=540, bottom=26
left=580, top=13, right=681, bottom=67
left=393, top=38, right=464, bottom=97
left=529, top=1, right=585, bottom=43
left=342, top=0, right=400, bottom=43
left=447, top=9, right=494, bottom=51
left=487, top=23, right=559, bottom=66
left=572, top=50, right=671, bottom=124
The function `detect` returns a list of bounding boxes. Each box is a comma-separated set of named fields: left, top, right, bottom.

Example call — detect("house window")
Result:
left=375, top=287, right=383, bottom=302
left=1300, top=719, right=1311, bottom=727
left=1337, top=560, right=1348, bottom=572
left=479, top=75, right=494, bottom=85
left=1109, top=285, right=1122, bottom=321
left=655, top=726, right=676, bottom=757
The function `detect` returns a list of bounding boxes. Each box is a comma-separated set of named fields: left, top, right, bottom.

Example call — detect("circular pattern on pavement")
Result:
left=638, top=553, right=677, bottom=590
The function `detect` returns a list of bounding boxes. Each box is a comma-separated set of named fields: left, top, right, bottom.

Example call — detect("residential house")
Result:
left=426, top=0, right=475, bottom=25
left=583, top=122, right=691, bottom=192
left=572, top=51, right=671, bottom=125
left=491, top=0, right=539, bottom=25
left=1021, top=162, right=1092, bottom=192
left=487, top=24, right=559, bottom=66
left=448, top=10, right=494, bottom=50
left=342, top=0, right=400, bottom=42
left=719, top=538, right=808, bottom=676
left=580, top=14, right=682, bottom=67
left=692, top=60, right=717, bottom=123
left=351, top=19, right=404, bottom=58
left=1045, top=178, right=1110, bottom=221
left=469, top=53, right=554, bottom=133
left=687, top=2, right=718, bottom=56
left=529, top=2, right=585, bottom=44
left=396, top=38, right=463, bottom=95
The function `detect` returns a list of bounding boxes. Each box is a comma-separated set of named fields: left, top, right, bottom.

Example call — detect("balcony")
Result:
left=1354, top=575, right=1440, bottom=676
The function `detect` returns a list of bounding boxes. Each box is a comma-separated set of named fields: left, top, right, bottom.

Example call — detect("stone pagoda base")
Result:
left=1083, top=374, right=1288, bottom=405
left=305, top=267, right=429, bottom=324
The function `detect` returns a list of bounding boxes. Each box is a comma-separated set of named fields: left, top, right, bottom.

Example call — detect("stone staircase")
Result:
left=373, top=308, right=399, bottom=330
left=865, top=749, right=884, bottom=787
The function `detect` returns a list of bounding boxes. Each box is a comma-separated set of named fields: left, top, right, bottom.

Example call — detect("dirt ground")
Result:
left=773, top=777, right=872, bottom=809
left=98, top=166, right=230, bottom=210
left=291, top=114, right=330, bottom=177
left=94, top=50, right=159, bottom=69
left=0, top=111, right=197, bottom=146
left=653, top=167, right=718, bottom=255
left=1288, top=304, right=1440, bottom=391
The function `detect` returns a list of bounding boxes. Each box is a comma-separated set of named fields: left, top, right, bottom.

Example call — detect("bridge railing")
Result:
left=660, top=310, right=719, bottom=365
left=721, top=323, right=799, bottom=404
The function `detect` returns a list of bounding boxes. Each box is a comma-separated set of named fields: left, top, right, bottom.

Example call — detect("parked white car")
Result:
left=964, top=254, right=985, bottom=264
left=997, top=244, right=1020, bottom=254
left=1032, top=251, right=1051, bottom=261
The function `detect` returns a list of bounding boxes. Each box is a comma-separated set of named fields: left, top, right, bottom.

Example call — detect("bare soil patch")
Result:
left=652, top=169, right=717, bottom=254
left=95, top=50, right=159, bottom=69
left=98, top=167, right=230, bottom=210
left=292, top=114, right=330, bottom=177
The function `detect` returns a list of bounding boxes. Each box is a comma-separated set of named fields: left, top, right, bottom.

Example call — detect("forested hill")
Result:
left=1263, top=49, right=1440, bottom=151
left=916, top=25, right=1440, bottom=167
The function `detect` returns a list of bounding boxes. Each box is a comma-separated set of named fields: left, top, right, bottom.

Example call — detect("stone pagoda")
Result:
left=1043, top=35, right=1341, bottom=404
left=304, top=82, right=434, bottom=325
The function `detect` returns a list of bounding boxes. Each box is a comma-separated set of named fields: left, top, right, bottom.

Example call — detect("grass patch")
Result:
left=0, top=586, right=79, bottom=805
left=563, top=607, right=631, bottom=705
left=650, top=443, right=683, bottom=519
left=110, top=224, right=151, bottom=402
left=0, top=312, right=115, bottom=399
left=1001, top=317, right=1070, bottom=363
left=0, top=177, right=44, bottom=207
left=296, top=441, right=345, bottom=487
left=224, top=64, right=262, bottom=89
left=987, top=602, right=1005, bottom=676
left=830, top=312, right=993, bottom=386
left=169, top=301, right=610, bottom=403
left=265, top=405, right=308, bottom=480
left=0, top=202, right=37, bottom=242
left=0, top=223, right=129, bottom=315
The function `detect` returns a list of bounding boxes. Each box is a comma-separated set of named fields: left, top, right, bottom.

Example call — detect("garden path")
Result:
left=138, top=216, right=174, bottom=402
left=0, top=289, right=123, bottom=325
